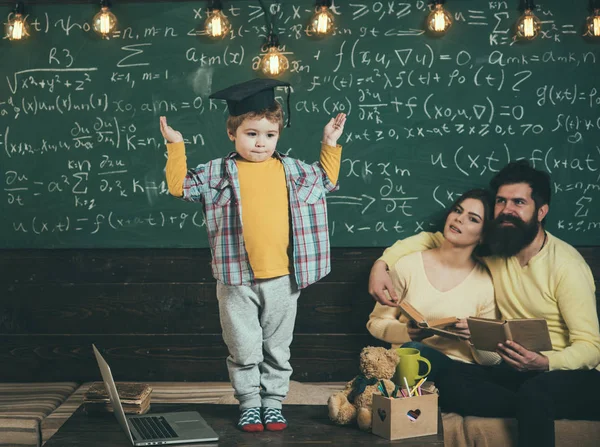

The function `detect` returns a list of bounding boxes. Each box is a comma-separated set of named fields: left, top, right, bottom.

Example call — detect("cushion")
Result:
left=463, top=416, right=516, bottom=447
left=41, top=383, right=91, bottom=445
left=556, top=419, right=600, bottom=447
left=0, top=382, right=78, bottom=447
left=216, top=380, right=347, bottom=405
left=461, top=416, right=600, bottom=447
left=442, top=412, right=467, bottom=447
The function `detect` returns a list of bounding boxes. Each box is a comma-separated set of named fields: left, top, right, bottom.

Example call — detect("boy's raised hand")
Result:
left=322, top=113, right=347, bottom=147
left=159, top=116, right=184, bottom=143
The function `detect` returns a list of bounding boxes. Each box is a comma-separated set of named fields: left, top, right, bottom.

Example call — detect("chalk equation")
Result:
left=1, top=0, right=599, bottom=247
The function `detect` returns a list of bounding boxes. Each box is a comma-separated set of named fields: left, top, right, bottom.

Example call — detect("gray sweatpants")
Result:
left=216, top=275, right=300, bottom=410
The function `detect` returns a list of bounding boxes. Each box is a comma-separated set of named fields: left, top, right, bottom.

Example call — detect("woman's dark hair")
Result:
left=444, top=188, right=494, bottom=255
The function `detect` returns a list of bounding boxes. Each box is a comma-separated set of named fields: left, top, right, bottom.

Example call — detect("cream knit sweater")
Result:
left=367, top=251, right=501, bottom=365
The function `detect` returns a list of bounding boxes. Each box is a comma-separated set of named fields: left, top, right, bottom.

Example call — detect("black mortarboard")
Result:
left=210, top=78, right=292, bottom=125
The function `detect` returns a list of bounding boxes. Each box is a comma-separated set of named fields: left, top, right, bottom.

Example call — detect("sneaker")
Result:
left=262, top=407, right=288, bottom=431
left=238, top=407, right=263, bottom=432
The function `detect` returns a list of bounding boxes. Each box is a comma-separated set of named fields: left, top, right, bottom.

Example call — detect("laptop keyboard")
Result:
left=130, top=416, right=178, bottom=440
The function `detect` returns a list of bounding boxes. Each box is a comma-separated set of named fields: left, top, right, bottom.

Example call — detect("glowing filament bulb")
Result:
left=12, top=16, right=23, bottom=38
left=516, top=9, right=541, bottom=40
left=205, top=9, right=230, bottom=39
left=6, top=12, right=29, bottom=40
left=586, top=10, right=600, bottom=37
left=433, top=9, right=445, bottom=32
left=266, top=49, right=280, bottom=75
left=260, top=46, right=289, bottom=77
left=309, top=6, right=334, bottom=35
left=99, top=13, right=111, bottom=34
left=317, top=12, right=328, bottom=33
left=426, top=4, right=452, bottom=35
left=211, top=16, right=221, bottom=35
left=523, top=15, right=534, bottom=37
left=93, top=6, right=118, bottom=38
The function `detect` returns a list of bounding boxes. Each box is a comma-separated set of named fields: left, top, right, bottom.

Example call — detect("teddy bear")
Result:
left=328, top=346, right=399, bottom=431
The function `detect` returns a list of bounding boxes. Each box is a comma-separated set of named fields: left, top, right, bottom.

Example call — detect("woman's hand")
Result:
left=160, top=116, right=184, bottom=143
left=451, top=318, right=471, bottom=338
left=322, top=113, right=346, bottom=147
left=407, top=320, right=433, bottom=342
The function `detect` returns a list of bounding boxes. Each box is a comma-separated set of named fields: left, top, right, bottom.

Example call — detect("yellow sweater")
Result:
left=367, top=251, right=500, bottom=365
left=166, top=142, right=342, bottom=279
left=379, top=231, right=600, bottom=372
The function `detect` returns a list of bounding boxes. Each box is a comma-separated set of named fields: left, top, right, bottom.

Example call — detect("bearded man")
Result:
left=368, top=160, right=600, bottom=447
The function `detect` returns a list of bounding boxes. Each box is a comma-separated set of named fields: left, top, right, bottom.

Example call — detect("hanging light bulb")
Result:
left=515, top=1, right=541, bottom=40
left=5, top=2, right=29, bottom=41
left=259, top=34, right=289, bottom=77
left=585, top=8, right=600, bottom=37
left=308, top=0, right=334, bottom=36
left=426, top=2, right=452, bottom=36
left=205, top=0, right=231, bottom=39
left=93, top=0, right=118, bottom=39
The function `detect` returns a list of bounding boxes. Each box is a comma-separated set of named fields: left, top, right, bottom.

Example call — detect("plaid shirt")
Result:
left=182, top=151, right=339, bottom=289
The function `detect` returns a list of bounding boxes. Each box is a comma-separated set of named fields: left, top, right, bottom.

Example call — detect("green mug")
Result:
left=394, top=347, right=432, bottom=387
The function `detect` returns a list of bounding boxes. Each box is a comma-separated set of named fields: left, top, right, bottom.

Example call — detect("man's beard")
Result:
left=487, top=214, right=539, bottom=257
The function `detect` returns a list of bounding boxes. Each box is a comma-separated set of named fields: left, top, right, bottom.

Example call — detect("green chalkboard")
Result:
left=1, top=0, right=600, bottom=248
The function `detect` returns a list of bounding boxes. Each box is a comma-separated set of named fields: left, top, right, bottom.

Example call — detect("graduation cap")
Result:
left=210, top=78, right=292, bottom=126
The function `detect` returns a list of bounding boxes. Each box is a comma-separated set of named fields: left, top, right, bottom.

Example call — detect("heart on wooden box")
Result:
left=406, top=408, right=421, bottom=422
left=377, top=408, right=387, bottom=422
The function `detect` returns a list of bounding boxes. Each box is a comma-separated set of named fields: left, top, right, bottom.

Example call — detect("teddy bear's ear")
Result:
left=387, top=349, right=400, bottom=365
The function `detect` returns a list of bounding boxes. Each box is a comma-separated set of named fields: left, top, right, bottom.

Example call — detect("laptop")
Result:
left=92, top=344, right=219, bottom=445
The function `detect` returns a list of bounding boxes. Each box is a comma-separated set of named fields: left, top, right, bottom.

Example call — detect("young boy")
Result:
left=159, top=78, right=346, bottom=432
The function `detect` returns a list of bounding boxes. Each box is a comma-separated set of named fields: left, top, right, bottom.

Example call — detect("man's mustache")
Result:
left=494, top=214, right=525, bottom=227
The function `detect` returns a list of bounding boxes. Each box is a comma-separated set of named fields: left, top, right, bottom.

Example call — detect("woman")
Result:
left=367, top=189, right=500, bottom=382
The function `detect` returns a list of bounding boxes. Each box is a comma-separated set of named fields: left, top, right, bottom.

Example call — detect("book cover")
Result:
left=467, top=317, right=553, bottom=352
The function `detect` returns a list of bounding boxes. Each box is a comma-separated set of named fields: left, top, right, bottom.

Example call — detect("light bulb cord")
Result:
left=286, top=87, right=291, bottom=127
left=316, top=0, right=332, bottom=7
left=258, top=0, right=275, bottom=35
left=208, top=0, right=223, bottom=12
left=14, top=1, right=24, bottom=15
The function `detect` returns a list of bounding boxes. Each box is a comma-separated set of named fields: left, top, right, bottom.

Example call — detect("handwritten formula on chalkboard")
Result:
left=1, top=0, right=599, bottom=248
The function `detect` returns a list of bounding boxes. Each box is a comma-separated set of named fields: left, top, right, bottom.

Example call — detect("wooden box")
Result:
left=371, top=390, right=438, bottom=440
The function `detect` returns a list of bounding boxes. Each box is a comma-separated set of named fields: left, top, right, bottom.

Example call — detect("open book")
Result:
left=467, top=317, right=553, bottom=352
left=398, top=300, right=468, bottom=341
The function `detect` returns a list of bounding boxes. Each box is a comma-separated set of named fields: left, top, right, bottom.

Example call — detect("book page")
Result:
left=429, top=326, right=470, bottom=341
left=428, top=316, right=460, bottom=328
left=398, top=301, right=427, bottom=326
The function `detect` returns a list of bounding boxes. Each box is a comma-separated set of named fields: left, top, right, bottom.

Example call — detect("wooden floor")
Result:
left=44, top=403, right=445, bottom=446
left=41, top=380, right=347, bottom=443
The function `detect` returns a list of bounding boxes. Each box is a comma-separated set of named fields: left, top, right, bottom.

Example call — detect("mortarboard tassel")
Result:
left=286, top=86, right=291, bottom=128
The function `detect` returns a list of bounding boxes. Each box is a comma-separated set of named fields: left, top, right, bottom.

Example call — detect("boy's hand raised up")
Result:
left=159, top=116, right=184, bottom=143
left=322, top=113, right=346, bottom=147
